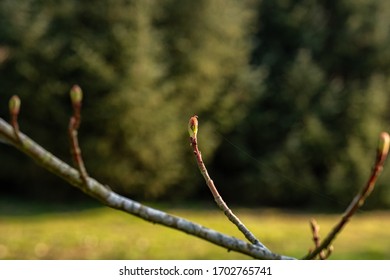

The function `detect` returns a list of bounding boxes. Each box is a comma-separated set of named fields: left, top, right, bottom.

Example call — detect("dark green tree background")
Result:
left=214, top=0, right=390, bottom=208
left=0, top=0, right=261, bottom=200
left=1, top=0, right=390, bottom=208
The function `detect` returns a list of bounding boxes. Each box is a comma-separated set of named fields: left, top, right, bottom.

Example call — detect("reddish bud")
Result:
left=188, top=115, right=198, bottom=139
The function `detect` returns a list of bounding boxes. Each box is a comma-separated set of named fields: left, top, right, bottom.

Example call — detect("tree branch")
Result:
left=1, top=91, right=388, bottom=260
left=188, top=115, right=266, bottom=249
left=68, top=85, right=89, bottom=186
left=303, top=132, right=390, bottom=260
left=308, top=219, right=333, bottom=260
left=0, top=117, right=294, bottom=260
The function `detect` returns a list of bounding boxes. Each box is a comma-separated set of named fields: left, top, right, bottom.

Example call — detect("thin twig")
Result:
left=309, top=219, right=333, bottom=260
left=309, top=219, right=321, bottom=256
left=68, top=85, right=89, bottom=186
left=303, top=132, right=390, bottom=260
left=188, top=115, right=267, bottom=249
left=0, top=117, right=293, bottom=260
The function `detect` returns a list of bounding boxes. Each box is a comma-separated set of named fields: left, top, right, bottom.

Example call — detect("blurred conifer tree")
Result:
left=0, top=0, right=261, bottom=200
left=214, top=0, right=390, bottom=208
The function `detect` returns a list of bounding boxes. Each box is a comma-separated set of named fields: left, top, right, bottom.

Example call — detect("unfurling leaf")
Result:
left=70, top=85, right=83, bottom=105
left=9, top=95, right=21, bottom=116
left=188, top=115, right=198, bottom=139
left=377, top=132, right=390, bottom=164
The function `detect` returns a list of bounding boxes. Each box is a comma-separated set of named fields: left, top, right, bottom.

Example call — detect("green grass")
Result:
left=0, top=200, right=389, bottom=259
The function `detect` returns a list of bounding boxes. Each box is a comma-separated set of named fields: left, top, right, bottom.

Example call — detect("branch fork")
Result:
left=0, top=89, right=293, bottom=260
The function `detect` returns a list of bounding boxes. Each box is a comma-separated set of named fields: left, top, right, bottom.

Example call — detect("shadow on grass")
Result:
left=0, top=196, right=103, bottom=217
left=0, top=196, right=221, bottom=218
left=0, top=192, right=372, bottom=219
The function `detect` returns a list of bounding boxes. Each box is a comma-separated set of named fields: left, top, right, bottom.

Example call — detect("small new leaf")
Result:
left=377, top=132, right=390, bottom=164
left=70, top=85, right=83, bottom=105
left=188, top=115, right=198, bottom=140
left=9, top=95, right=21, bottom=116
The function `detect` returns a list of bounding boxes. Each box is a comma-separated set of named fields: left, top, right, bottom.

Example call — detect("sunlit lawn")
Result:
left=0, top=199, right=389, bottom=259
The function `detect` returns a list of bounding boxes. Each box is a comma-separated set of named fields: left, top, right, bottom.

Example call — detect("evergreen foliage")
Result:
left=0, top=0, right=260, bottom=200
left=214, top=0, right=390, bottom=208
left=1, top=0, right=390, bottom=208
